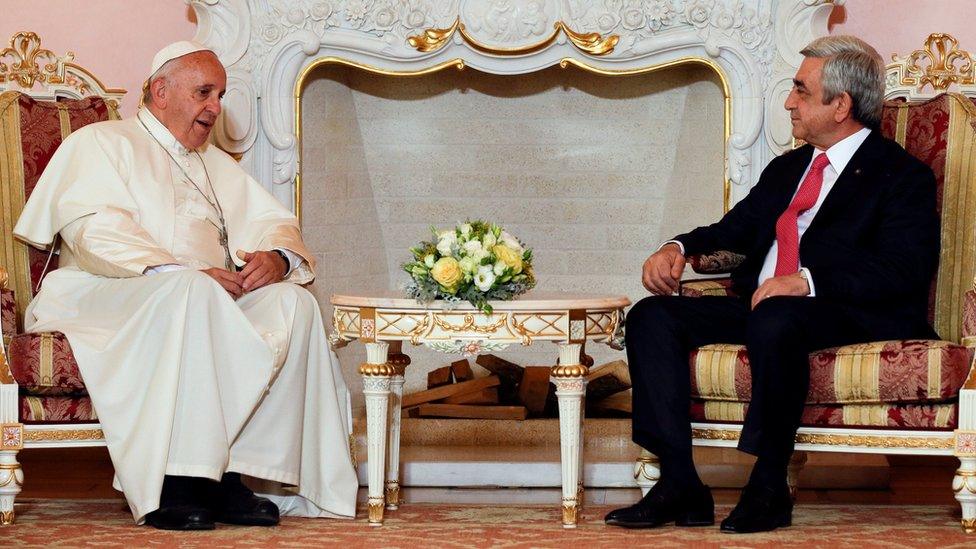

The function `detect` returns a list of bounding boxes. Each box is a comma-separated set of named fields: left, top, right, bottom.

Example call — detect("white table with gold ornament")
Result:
left=329, top=291, right=629, bottom=527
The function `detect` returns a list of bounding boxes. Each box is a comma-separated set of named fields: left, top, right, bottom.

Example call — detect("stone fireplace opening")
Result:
left=298, top=62, right=726, bottom=412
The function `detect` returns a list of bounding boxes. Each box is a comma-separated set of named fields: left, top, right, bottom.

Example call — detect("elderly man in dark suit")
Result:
left=605, top=35, right=939, bottom=533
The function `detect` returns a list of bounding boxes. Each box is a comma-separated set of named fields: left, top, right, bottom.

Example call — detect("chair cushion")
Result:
left=8, top=331, right=86, bottom=396
left=689, top=340, right=972, bottom=405
left=20, top=394, right=98, bottom=423
left=690, top=399, right=956, bottom=430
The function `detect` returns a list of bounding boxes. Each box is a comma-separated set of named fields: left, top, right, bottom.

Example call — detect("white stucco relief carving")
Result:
left=188, top=0, right=841, bottom=208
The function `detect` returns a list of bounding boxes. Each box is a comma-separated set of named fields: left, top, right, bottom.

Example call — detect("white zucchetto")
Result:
left=149, top=40, right=213, bottom=77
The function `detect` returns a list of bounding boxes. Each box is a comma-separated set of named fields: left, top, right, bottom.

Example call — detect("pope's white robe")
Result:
left=13, top=110, right=358, bottom=522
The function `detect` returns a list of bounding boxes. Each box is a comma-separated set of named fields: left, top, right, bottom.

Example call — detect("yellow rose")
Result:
left=492, top=245, right=523, bottom=274
left=430, top=257, right=463, bottom=292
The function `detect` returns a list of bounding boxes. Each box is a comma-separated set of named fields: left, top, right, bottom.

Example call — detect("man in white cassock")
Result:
left=13, top=41, right=358, bottom=530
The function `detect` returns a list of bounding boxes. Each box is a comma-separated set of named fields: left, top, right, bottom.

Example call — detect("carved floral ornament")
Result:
left=0, top=31, right=124, bottom=103
left=894, top=33, right=974, bottom=92
left=250, top=0, right=774, bottom=58
left=0, top=32, right=73, bottom=90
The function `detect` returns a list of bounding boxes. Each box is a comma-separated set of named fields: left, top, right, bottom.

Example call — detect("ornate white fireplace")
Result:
left=189, top=0, right=839, bottom=208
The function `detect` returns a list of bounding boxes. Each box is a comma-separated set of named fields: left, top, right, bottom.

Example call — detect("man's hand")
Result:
left=201, top=268, right=245, bottom=299
left=238, top=250, right=287, bottom=292
left=642, top=243, right=686, bottom=295
left=751, top=272, right=810, bottom=309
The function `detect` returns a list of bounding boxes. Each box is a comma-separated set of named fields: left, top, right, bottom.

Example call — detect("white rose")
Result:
left=474, top=265, right=496, bottom=292
left=436, top=232, right=456, bottom=256
left=499, top=231, right=524, bottom=253
left=459, top=256, right=478, bottom=274
left=471, top=248, right=490, bottom=263
left=460, top=223, right=472, bottom=236
left=424, top=254, right=435, bottom=268
left=463, top=239, right=482, bottom=255
left=493, top=261, right=507, bottom=276
left=483, top=232, right=497, bottom=248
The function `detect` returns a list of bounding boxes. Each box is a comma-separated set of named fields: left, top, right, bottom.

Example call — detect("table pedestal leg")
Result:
left=551, top=342, right=588, bottom=529
left=360, top=342, right=394, bottom=526
left=385, top=342, right=410, bottom=510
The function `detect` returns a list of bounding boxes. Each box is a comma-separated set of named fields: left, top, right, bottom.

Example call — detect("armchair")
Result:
left=633, top=33, right=976, bottom=532
left=0, top=32, right=125, bottom=524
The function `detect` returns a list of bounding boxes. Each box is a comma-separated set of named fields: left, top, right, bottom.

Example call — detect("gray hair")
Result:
left=141, top=58, right=181, bottom=107
left=800, top=35, right=885, bottom=128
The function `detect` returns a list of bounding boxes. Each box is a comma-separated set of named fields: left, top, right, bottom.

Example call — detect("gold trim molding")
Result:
left=294, top=56, right=732, bottom=226
left=408, top=18, right=618, bottom=57
left=691, top=427, right=954, bottom=449
left=23, top=428, right=104, bottom=442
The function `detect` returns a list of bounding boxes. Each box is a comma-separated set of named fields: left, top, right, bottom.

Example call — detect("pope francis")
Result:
left=12, top=41, right=358, bottom=530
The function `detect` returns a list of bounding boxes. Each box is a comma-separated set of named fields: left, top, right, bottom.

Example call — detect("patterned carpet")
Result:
left=2, top=499, right=973, bottom=547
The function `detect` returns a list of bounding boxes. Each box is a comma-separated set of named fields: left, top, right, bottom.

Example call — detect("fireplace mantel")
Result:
left=187, top=0, right=840, bottom=209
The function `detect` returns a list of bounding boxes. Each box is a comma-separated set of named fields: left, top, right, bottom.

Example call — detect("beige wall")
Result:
left=301, top=64, right=726, bottom=407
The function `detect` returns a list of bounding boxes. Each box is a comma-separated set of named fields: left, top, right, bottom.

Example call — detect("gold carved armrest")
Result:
left=0, top=266, right=14, bottom=383
left=679, top=277, right=736, bottom=298
left=962, top=287, right=976, bottom=346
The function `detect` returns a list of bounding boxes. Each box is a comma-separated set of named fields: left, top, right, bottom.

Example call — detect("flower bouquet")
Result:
left=403, top=221, right=536, bottom=313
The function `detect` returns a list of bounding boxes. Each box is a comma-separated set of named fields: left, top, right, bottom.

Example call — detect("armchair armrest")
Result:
left=0, top=266, right=15, bottom=384
left=963, top=287, right=976, bottom=346
left=688, top=250, right=745, bottom=275
left=680, top=277, right=737, bottom=298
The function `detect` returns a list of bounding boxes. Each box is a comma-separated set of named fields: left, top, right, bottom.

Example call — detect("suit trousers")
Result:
left=626, top=294, right=874, bottom=480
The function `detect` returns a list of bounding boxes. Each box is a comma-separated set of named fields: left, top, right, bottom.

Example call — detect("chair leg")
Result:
left=787, top=451, right=808, bottom=501
left=634, top=449, right=660, bottom=497
left=955, top=456, right=976, bottom=533
left=0, top=447, right=23, bottom=525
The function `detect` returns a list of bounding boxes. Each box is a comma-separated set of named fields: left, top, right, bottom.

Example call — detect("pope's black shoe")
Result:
left=212, top=472, right=280, bottom=527
left=145, top=504, right=216, bottom=531
left=720, top=483, right=792, bottom=533
left=145, top=475, right=215, bottom=531
left=604, top=482, right=714, bottom=528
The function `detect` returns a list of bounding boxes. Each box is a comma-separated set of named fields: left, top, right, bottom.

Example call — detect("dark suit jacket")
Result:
left=674, top=131, right=940, bottom=340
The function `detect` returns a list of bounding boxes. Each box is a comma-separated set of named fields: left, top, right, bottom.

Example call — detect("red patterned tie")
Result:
left=774, top=153, right=831, bottom=276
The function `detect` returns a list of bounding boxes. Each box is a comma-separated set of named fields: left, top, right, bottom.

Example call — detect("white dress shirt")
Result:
left=664, top=127, right=872, bottom=296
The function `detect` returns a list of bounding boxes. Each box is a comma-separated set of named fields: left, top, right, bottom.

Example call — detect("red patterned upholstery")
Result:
left=1, top=92, right=116, bottom=424
left=8, top=332, right=85, bottom=396
left=19, top=395, right=98, bottom=424
left=690, top=340, right=972, bottom=405
left=684, top=93, right=976, bottom=432
left=1, top=287, right=14, bottom=346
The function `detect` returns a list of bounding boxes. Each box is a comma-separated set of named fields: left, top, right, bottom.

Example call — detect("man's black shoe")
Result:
left=212, top=472, right=280, bottom=527
left=604, top=482, right=714, bottom=528
left=720, top=483, right=792, bottom=533
left=145, top=504, right=215, bottom=530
